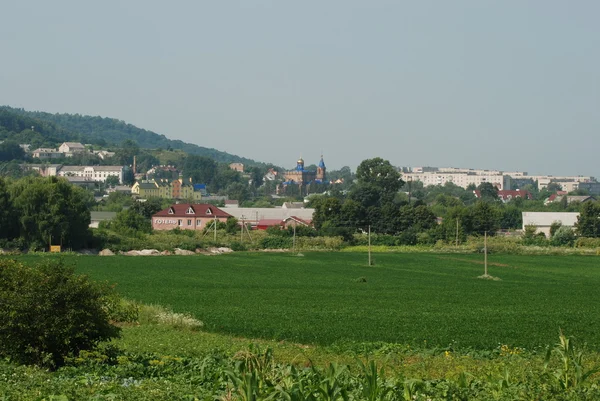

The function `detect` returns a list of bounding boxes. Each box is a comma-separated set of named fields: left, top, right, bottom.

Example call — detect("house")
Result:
left=229, top=163, right=244, bottom=172
left=282, top=202, right=305, bottom=209
left=152, top=204, right=231, bottom=231
left=89, top=211, right=117, bottom=228
left=21, top=164, right=62, bottom=177
left=58, top=142, right=86, bottom=156
left=473, top=189, right=533, bottom=203
left=132, top=177, right=202, bottom=200
left=257, top=219, right=285, bottom=230
left=224, top=207, right=315, bottom=229
left=282, top=216, right=312, bottom=229
left=93, top=150, right=116, bottom=160
left=544, top=194, right=596, bottom=205
left=32, top=148, right=64, bottom=160
left=224, top=200, right=239, bottom=208
left=522, top=212, right=580, bottom=237
left=264, top=168, right=278, bottom=181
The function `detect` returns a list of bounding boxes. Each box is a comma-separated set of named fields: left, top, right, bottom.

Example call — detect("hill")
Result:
left=0, top=106, right=261, bottom=165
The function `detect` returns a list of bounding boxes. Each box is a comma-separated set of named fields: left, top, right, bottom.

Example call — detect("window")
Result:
left=206, top=208, right=212, bottom=215
left=196, top=220, right=201, bottom=226
left=187, top=219, right=192, bottom=226
left=178, top=219, right=182, bottom=226
left=186, top=207, right=194, bottom=214
left=168, top=208, right=174, bottom=215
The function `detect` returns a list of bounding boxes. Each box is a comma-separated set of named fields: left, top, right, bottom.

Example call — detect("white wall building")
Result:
left=58, top=142, right=86, bottom=156
left=522, top=212, right=580, bottom=238
left=57, top=165, right=126, bottom=184
left=402, top=170, right=511, bottom=190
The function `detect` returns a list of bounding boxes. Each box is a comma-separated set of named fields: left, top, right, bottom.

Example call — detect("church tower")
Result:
left=316, top=155, right=326, bottom=181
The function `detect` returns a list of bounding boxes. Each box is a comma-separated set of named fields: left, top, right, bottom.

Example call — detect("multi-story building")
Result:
left=57, top=165, right=126, bottom=184
left=402, top=168, right=511, bottom=190
left=131, top=177, right=202, bottom=200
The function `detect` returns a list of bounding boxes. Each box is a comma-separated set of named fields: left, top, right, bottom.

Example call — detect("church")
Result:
left=283, top=155, right=327, bottom=185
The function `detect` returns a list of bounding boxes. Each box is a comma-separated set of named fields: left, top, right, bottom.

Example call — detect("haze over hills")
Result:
left=0, top=106, right=263, bottom=166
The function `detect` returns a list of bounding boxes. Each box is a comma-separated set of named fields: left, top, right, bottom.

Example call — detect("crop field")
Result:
left=26, top=252, right=600, bottom=350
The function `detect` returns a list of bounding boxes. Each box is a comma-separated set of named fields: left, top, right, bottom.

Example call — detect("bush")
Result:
left=0, top=259, right=121, bottom=368
left=260, top=236, right=293, bottom=249
left=550, top=226, right=575, bottom=247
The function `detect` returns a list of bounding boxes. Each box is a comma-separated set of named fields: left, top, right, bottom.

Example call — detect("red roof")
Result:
left=284, top=216, right=313, bottom=226
left=473, top=189, right=532, bottom=201
left=153, top=204, right=231, bottom=218
left=257, top=219, right=283, bottom=230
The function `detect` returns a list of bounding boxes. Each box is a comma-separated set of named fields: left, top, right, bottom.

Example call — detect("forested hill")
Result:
left=1, top=106, right=259, bottom=165
left=0, top=108, right=81, bottom=147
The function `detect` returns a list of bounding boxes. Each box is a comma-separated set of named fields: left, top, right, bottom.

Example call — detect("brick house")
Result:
left=152, top=204, right=231, bottom=231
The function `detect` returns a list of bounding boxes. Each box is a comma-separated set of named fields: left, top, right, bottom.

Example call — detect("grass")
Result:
left=14, top=252, right=600, bottom=350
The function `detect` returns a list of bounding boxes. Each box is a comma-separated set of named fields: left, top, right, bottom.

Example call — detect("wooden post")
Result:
left=293, top=221, right=296, bottom=253
left=214, top=215, right=217, bottom=242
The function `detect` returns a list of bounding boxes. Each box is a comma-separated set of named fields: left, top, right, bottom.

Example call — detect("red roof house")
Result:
left=473, top=189, right=533, bottom=202
left=152, top=204, right=231, bottom=231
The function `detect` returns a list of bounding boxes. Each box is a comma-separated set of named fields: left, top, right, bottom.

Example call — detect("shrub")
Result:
left=0, top=259, right=121, bottom=368
left=550, top=226, right=575, bottom=247
left=229, top=241, right=248, bottom=251
left=260, top=236, right=293, bottom=249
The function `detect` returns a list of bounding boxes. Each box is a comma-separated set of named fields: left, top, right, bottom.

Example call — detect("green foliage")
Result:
left=0, top=259, right=120, bottom=368
left=3, top=106, right=260, bottom=165
left=575, top=202, right=600, bottom=237
left=10, top=176, right=92, bottom=249
left=110, top=208, right=152, bottom=235
left=551, top=226, right=576, bottom=247
left=260, top=236, right=293, bottom=249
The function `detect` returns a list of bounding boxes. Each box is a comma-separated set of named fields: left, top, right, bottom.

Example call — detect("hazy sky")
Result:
left=1, top=1, right=598, bottom=176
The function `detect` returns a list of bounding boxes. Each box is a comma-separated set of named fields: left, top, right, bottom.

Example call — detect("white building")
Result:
left=57, top=165, right=126, bottom=184
left=402, top=169, right=511, bottom=190
left=58, top=142, right=86, bottom=156
left=522, top=212, right=580, bottom=238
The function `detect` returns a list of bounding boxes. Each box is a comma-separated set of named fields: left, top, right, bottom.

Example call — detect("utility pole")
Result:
left=292, top=221, right=297, bottom=253
left=241, top=216, right=244, bottom=242
left=368, top=225, right=372, bottom=266
left=214, top=215, right=217, bottom=242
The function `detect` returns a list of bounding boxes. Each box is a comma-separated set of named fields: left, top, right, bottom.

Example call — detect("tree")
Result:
left=0, top=259, right=120, bottom=368
left=0, top=141, right=25, bottom=162
left=10, top=176, right=92, bottom=249
left=110, top=208, right=152, bottom=235
left=311, top=197, right=343, bottom=230
left=105, top=175, right=120, bottom=187
left=575, top=202, right=600, bottom=237
left=355, top=158, right=404, bottom=197
left=114, top=139, right=139, bottom=165
left=477, top=182, right=499, bottom=202
left=470, top=201, right=501, bottom=236
left=0, top=177, right=17, bottom=239
left=249, top=166, right=264, bottom=189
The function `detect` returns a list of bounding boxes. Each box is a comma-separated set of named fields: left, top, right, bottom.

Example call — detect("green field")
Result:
left=35, top=252, right=600, bottom=350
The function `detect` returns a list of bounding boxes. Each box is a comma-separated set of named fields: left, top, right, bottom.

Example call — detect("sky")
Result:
left=1, top=1, right=598, bottom=176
